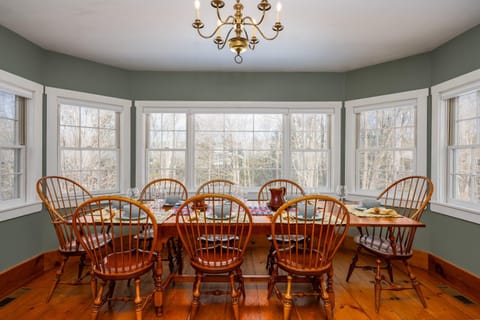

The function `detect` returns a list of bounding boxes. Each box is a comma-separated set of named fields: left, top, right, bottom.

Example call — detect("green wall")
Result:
left=0, top=23, right=479, bottom=275
left=431, top=24, right=480, bottom=85
left=42, top=51, right=131, bottom=99
left=0, top=26, right=44, bottom=83
left=130, top=71, right=345, bottom=101
left=345, top=53, right=431, bottom=100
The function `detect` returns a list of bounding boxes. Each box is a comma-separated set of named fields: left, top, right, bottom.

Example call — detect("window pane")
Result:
left=0, top=148, right=21, bottom=200
left=81, top=107, right=98, bottom=127
left=60, top=126, right=80, bottom=148
left=456, top=119, right=478, bottom=145
left=0, top=118, right=15, bottom=145
left=60, top=150, right=81, bottom=171
left=59, top=105, right=79, bottom=125
left=99, top=109, right=116, bottom=129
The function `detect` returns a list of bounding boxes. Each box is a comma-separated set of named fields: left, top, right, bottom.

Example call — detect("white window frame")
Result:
left=345, top=88, right=428, bottom=200
left=135, top=101, right=342, bottom=193
left=0, top=69, right=43, bottom=221
left=46, top=87, right=131, bottom=195
left=432, top=68, right=480, bottom=224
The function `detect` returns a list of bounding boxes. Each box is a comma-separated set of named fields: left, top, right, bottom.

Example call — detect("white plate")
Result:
left=120, top=212, right=147, bottom=220
left=296, top=213, right=323, bottom=221
left=205, top=212, right=236, bottom=220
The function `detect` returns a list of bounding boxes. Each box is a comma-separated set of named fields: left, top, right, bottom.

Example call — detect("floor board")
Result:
left=1, top=245, right=479, bottom=320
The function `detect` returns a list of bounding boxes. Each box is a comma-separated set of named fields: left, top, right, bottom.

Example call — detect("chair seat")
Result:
left=191, top=246, right=243, bottom=270
left=354, top=234, right=412, bottom=257
left=60, top=233, right=111, bottom=254
left=277, top=250, right=330, bottom=274
left=96, top=251, right=155, bottom=277
left=267, top=234, right=305, bottom=242
left=199, top=234, right=239, bottom=242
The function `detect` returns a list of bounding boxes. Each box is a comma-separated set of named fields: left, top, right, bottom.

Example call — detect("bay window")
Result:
left=136, top=101, right=341, bottom=192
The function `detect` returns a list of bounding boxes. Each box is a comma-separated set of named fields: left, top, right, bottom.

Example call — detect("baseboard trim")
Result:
left=0, top=250, right=60, bottom=299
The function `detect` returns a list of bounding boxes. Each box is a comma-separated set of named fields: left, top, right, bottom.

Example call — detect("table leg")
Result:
left=154, top=242, right=165, bottom=316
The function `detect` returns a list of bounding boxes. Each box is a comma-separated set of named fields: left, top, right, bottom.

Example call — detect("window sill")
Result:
left=430, top=201, right=480, bottom=225
left=0, top=201, right=43, bottom=222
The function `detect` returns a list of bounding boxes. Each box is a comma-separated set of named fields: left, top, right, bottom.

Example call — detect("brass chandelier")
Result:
left=193, top=0, right=284, bottom=64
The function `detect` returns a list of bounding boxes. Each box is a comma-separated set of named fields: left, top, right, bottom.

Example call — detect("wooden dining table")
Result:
left=149, top=201, right=425, bottom=316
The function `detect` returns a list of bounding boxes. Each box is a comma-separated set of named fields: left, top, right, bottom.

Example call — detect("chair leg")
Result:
left=176, top=238, right=184, bottom=275
left=78, top=253, right=88, bottom=281
left=106, top=280, right=115, bottom=306
left=134, top=277, right=143, bottom=320
left=190, top=271, right=202, bottom=320
left=46, top=254, right=68, bottom=302
left=374, top=258, right=383, bottom=313
left=90, top=271, right=97, bottom=299
left=92, top=279, right=106, bottom=320
left=404, top=260, right=427, bottom=308
left=346, top=245, right=362, bottom=282
left=283, top=274, right=293, bottom=320
left=166, top=237, right=175, bottom=273
left=320, top=275, right=333, bottom=320
left=266, top=243, right=275, bottom=274
left=230, top=272, right=240, bottom=320
left=327, top=267, right=335, bottom=310
left=236, top=267, right=246, bottom=298
left=386, top=258, right=394, bottom=282
left=267, top=262, right=278, bottom=298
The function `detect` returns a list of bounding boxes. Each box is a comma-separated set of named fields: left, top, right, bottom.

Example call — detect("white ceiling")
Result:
left=0, top=0, right=479, bottom=72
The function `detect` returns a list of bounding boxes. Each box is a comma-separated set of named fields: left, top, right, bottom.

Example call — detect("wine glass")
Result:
left=126, top=187, right=139, bottom=200
left=336, top=185, right=347, bottom=203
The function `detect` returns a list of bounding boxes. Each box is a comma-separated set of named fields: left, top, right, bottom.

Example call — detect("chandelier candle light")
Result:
left=193, top=0, right=284, bottom=64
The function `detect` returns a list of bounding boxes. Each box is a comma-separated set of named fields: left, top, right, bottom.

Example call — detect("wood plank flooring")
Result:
left=1, top=243, right=479, bottom=320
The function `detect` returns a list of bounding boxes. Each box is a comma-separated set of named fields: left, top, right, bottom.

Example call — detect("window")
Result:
left=345, top=89, right=428, bottom=197
left=136, top=101, right=341, bottom=192
left=46, top=87, right=130, bottom=195
left=0, top=91, right=25, bottom=201
left=145, top=112, right=186, bottom=181
left=0, top=69, right=43, bottom=221
left=432, top=69, right=480, bottom=223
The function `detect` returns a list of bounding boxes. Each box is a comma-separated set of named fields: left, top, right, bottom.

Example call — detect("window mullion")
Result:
left=283, top=113, right=291, bottom=179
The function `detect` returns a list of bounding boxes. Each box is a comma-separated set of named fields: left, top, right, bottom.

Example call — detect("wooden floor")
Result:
left=1, top=243, right=479, bottom=320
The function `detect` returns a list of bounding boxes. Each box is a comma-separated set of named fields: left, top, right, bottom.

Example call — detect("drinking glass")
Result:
left=336, top=185, right=347, bottom=203
left=153, top=186, right=166, bottom=210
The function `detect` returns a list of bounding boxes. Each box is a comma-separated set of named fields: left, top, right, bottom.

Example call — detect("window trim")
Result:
left=45, top=87, right=131, bottom=195
left=431, top=68, right=480, bottom=224
left=135, top=100, right=342, bottom=192
left=0, top=69, right=43, bottom=221
left=345, top=88, right=428, bottom=200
